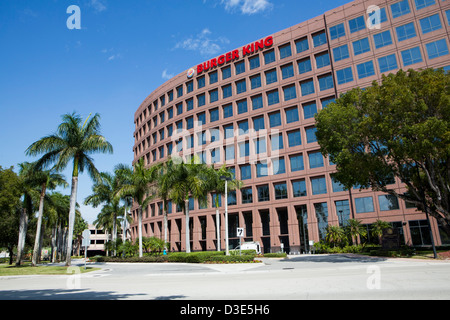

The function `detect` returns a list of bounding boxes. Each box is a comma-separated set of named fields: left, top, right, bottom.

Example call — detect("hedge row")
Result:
left=90, top=251, right=258, bottom=264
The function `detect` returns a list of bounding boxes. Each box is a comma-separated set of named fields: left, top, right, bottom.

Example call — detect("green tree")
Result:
left=315, top=68, right=450, bottom=238
left=31, top=164, right=68, bottom=266
left=115, top=159, right=155, bottom=257
left=0, top=166, right=22, bottom=265
left=168, top=156, right=215, bottom=253
left=325, top=225, right=346, bottom=248
left=371, top=219, right=391, bottom=245
left=346, top=218, right=367, bottom=245
left=207, top=165, right=243, bottom=251
left=25, top=112, right=113, bottom=266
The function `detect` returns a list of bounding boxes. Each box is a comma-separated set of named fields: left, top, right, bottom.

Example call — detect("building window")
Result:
left=186, top=81, right=193, bottom=93
left=241, top=187, right=253, bottom=204
left=426, top=39, right=449, bottom=59
left=396, top=22, right=416, bottom=42
left=318, top=74, right=334, bottom=91
left=281, top=64, right=294, bottom=79
left=285, top=106, right=299, bottom=123
left=255, top=137, right=266, bottom=155
left=309, top=151, right=324, bottom=169
left=257, top=185, right=270, bottom=202
left=357, top=61, right=375, bottom=79
left=288, top=130, right=302, bottom=147
left=210, top=89, right=218, bottom=103
left=269, top=111, right=281, bottom=128
left=264, top=49, right=276, bottom=64
left=265, top=69, right=278, bottom=84
left=373, top=30, right=392, bottom=49
left=292, top=180, right=307, bottom=197
left=279, top=43, right=292, bottom=59
left=210, top=108, right=219, bottom=122
left=333, top=44, right=349, bottom=62
left=295, top=37, right=309, bottom=53
left=355, top=196, right=374, bottom=213
left=290, top=154, right=304, bottom=172
left=378, top=54, right=398, bottom=73
left=237, top=99, right=248, bottom=114
left=267, top=90, right=280, bottom=106
left=414, top=0, right=435, bottom=10
left=252, top=95, right=263, bottom=110
left=271, top=134, right=284, bottom=151
left=236, top=79, right=247, bottom=94
left=196, top=94, right=205, bottom=107
left=176, top=86, right=183, bottom=98
left=378, top=195, right=400, bottom=211
left=256, top=162, right=268, bottom=177
left=197, top=76, right=205, bottom=89
left=283, top=85, right=297, bottom=101
left=303, top=102, right=317, bottom=119
left=239, top=141, right=250, bottom=157
left=223, top=104, right=233, bottom=118
left=300, top=79, right=315, bottom=96
left=336, top=67, right=354, bottom=84
left=331, top=177, right=346, bottom=192
left=298, top=57, right=312, bottom=74
left=368, top=7, right=388, bottom=27
left=353, top=37, right=371, bottom=56
left=238, top=120, right=249, bottom=135
left=240, top=165, right=252, bottom=180
left=315, top=52, right=330, bottom=69
left=235, top=61, right=245, bottom=75
left=391, top=0, right=411, bottom=19
left=224, top=124, right=234, bottom=139
left=222, top=66, right=231, bottom=79
left=225, top=145, right=235, bottom=161
left=249, top=55, right=260, bottom=69
left=349, top=15, right=366, bottom=33
left=306, top=127, right=317, bottom=143
left=312, top=31, right=327, bottom=47
left=250, top=74, right=262, bottom=89
left=222, top=84, right=232, bottom=98
left=274, top=183, right=288, bottom=200
left=401, top=47, right=423, bottom=66
left=419, top=14, right=442, bottom=34
left=209, top=71, right=218, bottom=84
left=253, top=116, right=265, bottom=131
left=329, top=23, right=346, bottom=40
left=272, top=157, right=286, bottom=175
left=311, top=176, right=327, bottom=195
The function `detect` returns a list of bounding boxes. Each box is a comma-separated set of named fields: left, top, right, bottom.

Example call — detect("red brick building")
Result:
left=132, top=0, right=450, bottom=253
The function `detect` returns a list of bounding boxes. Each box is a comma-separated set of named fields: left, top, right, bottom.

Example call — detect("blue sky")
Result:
left=0, top=0, right=351, bottom=224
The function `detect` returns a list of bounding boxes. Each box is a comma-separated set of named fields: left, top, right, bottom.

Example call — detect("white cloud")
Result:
left=89, top=0, right=107, bottom=13
left=174, top=28, right=230, bottom=56
left=162, top=69, right=174, bottom=80
left=220, top=0, right=273, bottom=15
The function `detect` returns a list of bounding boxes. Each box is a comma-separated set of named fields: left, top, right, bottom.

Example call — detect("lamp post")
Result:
left=220, top=176, right=232, bottom=256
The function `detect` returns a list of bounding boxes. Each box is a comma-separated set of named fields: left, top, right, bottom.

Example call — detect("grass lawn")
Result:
left=0, top=263, right=100, bottom=276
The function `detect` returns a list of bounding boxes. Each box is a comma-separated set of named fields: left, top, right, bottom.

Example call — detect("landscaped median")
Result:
left=89, top=251, right=288, bottom=264
left=0, top=263, right=100, bottom=276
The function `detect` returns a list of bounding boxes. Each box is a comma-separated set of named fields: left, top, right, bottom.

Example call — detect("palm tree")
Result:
left=115, top=159, right=155, bottom=257
left=168, top=156, right=214, bottom=253
left=25, top=112, right=113, bottom=266
left=16, top=162, right=39, bottom=265
left=207, top=165, right=242, bottom=251
left=325, top=225, right=346, bottom=248
left=31, top=164, right=68, bottom=266
left=372, top=219, right=391, bottom=244
left=346, top=218, right=367, bottom=246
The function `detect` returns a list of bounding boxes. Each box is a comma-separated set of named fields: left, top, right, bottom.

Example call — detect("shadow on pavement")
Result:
left=0, top=288, right=146, bottom=300
left=282, top=254, right=387, bottom=263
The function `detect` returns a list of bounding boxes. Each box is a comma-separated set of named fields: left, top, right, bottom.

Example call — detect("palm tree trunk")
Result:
left=185, top=199, right=190, bottom=253
left=65, top=175, right=79, bottom=266
left=138, top=207, right=143, bottom=257
left=215, top=207, right=221, bottom=251
left=32, top=183, right=46, bottom=266
left=163, top=210, right=168, bottom=250
left=16, top=208, right=28, bottom=265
